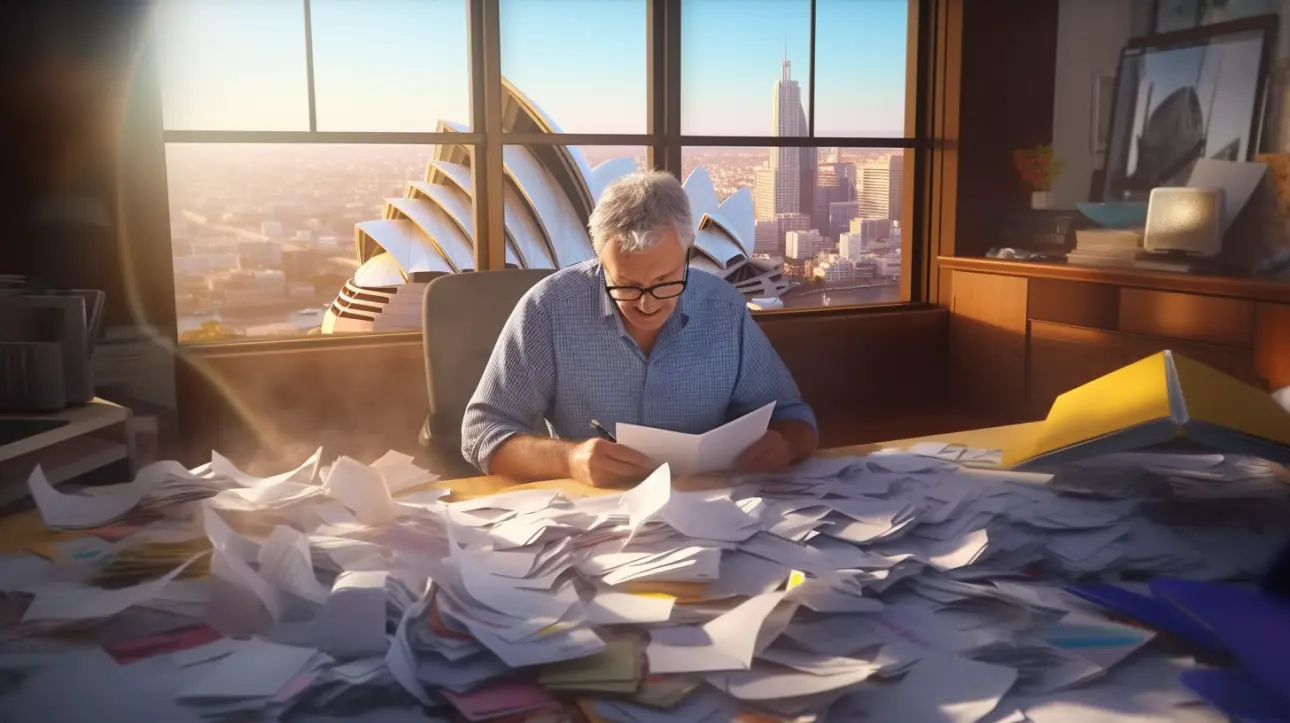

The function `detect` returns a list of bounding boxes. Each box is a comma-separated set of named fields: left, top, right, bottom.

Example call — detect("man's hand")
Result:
left=735, top=430, right=793, bottom=472
left=567, top=439, right=654, bottom=487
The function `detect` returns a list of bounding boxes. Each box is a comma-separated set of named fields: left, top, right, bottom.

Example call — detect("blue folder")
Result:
left=1150, top=577, right=1290, bottom=715
left=1063, top=582, right=1226, bottom=653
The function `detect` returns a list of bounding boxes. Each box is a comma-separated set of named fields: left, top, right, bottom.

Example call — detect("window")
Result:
left=500, top=0, right=648, bottom=134
left=813, top=0, right=908, bottom=137
left=680, top=0, right=915, bottom=310
left=156, top=0, right=311, bottom=131
left=500, top=145, right=650, bottom=274
left=155, top=0, right=925, bottom=343
left=309, top=0, right=471, bottom=132
left=680, top=0, right=812, bottom=137
left=681, top=147, right=906, bottom=309
left=158, top=0, right=477, bottom=343
left=166, top=143, right=464, bottom=341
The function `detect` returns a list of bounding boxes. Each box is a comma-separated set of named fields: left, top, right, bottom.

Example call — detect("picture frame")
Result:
left=1098, top=15, right=1277, bottom=203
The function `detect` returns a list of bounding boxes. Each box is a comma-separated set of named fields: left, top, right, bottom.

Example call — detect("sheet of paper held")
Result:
left=616, top=402, right=776, bottom=477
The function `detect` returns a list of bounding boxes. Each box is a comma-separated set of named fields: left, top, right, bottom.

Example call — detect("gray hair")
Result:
left=589, top=171, right=696, bottom=255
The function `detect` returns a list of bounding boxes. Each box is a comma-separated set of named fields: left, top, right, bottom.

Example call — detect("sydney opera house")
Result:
left=320, top=81, right=788, bottom=335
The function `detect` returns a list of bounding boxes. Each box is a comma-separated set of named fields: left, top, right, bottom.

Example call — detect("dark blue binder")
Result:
left=1150, top=577, right=1290, bottom=713
left=1063, top=582, right=1226, bottom=653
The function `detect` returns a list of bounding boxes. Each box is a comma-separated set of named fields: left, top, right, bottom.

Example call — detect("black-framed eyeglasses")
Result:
left=605, top=264, right=689, bottom=301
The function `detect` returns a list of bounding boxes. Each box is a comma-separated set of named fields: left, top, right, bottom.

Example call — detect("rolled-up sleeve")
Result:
left=728, top=309, right=817, bottom=430
left=461, top=294, right=556, bottom=473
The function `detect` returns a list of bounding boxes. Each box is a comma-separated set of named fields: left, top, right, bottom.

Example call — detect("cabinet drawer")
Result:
left=1117, top=289, right=1254, bottom=348
left=1027, top=321, right=1258, bottom=416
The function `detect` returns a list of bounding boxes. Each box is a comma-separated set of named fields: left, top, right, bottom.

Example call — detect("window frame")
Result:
left=142, top=0, right=950, bottom=347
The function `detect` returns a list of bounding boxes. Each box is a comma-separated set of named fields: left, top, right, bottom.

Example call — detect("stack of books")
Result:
left=1065, top=228, right=1143, bottom=267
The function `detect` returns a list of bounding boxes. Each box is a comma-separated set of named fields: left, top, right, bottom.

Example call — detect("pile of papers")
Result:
left=1, top=442, right=1287, bottom=723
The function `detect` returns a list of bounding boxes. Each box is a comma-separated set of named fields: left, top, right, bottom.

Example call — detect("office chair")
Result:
left=419, top=269, right=555, bottom=479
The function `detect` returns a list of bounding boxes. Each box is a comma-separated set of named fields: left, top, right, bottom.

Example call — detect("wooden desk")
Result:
left=0, top=421, right=1040, bottom=559
left=440, top=421, right=1038, bottom=499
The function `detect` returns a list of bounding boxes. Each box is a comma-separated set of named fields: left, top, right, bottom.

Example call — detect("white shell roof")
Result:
left=714, top=187, right=756, bottom=256
left=407, top=181, right=475, bottom=241
left=689, top=254, right=724, bottom=276
left=693, top=226, right=746, bottom=269
left=426, top=159, right=472, bottom=194
left=504, top=182, right=556, bottom=269
left=503, top=144, right=594, bottom=267
left=385, top=197, right=475, bottom=272
left=588, top=158, right=639, bottom=202
left=339, top=80, right=785, bottom=312
left=355, top=219, right=452, bottom=275
left=352, top=250, right=408, bottom=287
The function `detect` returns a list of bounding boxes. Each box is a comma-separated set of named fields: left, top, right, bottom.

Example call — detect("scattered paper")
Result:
left=618, top=402, right=775, bottom=476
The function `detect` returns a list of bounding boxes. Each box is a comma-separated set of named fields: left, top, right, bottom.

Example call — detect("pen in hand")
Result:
left=589, top=419, right=617, bottom=443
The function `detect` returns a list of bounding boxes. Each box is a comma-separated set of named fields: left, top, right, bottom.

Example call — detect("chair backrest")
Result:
left=421, top=269, right=555, bottom=452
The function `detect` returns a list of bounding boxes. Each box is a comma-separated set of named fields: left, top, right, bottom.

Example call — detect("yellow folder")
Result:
left=1003, top=350, right=1290, bottom=469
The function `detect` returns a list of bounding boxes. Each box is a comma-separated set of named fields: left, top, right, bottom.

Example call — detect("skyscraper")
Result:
left=754, top=46, right=819, bottom=260
left=753, top=166, right=777, bottom=221
left=813, top=161, right=856, bottom=235
left=769, top=53, right=804, bottom=217
left=887, top=153, right=904, bottom=222
left=856, top=155, right=904, bottom=222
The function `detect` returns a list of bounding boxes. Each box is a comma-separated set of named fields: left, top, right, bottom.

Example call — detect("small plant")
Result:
left=1013, top=145, right=1065, bottom=192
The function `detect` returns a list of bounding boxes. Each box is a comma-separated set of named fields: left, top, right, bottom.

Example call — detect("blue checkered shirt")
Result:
left=461, top=260, right=816, bottom=473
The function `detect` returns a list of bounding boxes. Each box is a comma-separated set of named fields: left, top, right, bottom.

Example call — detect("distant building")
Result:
left=753, top=219, right=779, bottom=256
left=208, top=269, right=286, bottom=304
left=889, top=153, right=904, bottom=222
left=190, top=237, right=237, bottom=256
left=815, top=255, right=856, bottom=282
left=261, top=221, right=284, bottom=239
left=838, top=233, right=864, bottom=261
left=855, top=154, right=904, bottom=221
left=281, top=245, right=321, bottom=285
left=786, top=230, right=826, bottom=261
left=753, top=166, right=779, bottom=221
left=172, top=253, right=238, bottom=276
left=842, top=218, right=895, bottom=256
left=752, top=211, right=810, bottom=257
left=828, top=201, right=861, bottom=239
left=237, top=240, right=283, bottom=269
left=813, top=161, right=856, bottom=234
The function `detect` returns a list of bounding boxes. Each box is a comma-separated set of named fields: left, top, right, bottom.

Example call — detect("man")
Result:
left=462, top=171, right=817, bottom=486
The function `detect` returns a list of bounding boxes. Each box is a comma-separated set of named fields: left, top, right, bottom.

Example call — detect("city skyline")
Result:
left=155, top=0, right=908, bottom=137
left=162, top=3, right=908, bottom=341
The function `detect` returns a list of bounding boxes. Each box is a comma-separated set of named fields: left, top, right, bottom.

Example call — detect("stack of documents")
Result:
left=3, top=439, right=1287, bottom=722
left=1051, top=452, right=1290, bottom=499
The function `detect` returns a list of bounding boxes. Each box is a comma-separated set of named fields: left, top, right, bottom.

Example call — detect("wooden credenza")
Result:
left=941, top=256, right=1290, bottom=421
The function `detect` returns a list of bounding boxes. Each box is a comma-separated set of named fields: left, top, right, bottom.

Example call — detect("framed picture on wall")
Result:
left=1100, top=16, right=1276, bottom=202
left=1152, top=0, right=1279, bottom=33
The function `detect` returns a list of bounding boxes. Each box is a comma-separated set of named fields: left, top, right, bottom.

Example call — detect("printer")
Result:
left=0, top=278, right=105, bottom=411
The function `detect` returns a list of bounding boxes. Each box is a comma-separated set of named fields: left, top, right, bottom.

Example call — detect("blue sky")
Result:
left=156, top=0, right=907, bottom=137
